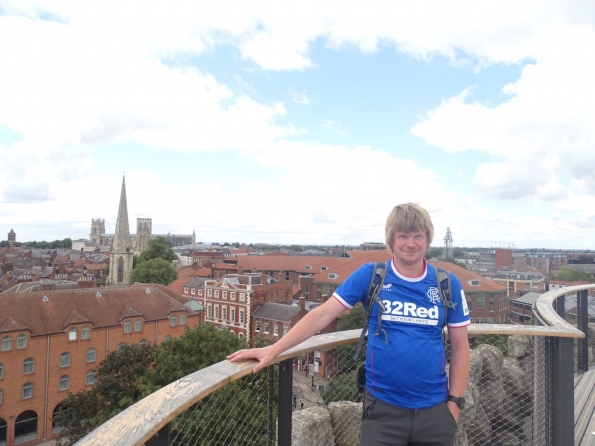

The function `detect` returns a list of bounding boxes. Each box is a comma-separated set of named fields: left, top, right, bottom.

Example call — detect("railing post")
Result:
left=145, top=423, right=170, bottom=446
left=278, top=358, right=293, bottom=446
left=554, top=294, right=565, bottom=319
left=552, top=337, right=574, bottom=446
left=578, top=289, right=589, bottom=371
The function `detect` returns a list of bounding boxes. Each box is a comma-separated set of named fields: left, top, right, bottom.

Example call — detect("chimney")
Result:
left=279, top=271, right=284, bottom=282
left=39, top=279, right=56, bottom=292
left=261, top=271, right=267, bottom=285
left=238, top=265, right=244, bottom=275
left=299, top=296, right=306, bottom=312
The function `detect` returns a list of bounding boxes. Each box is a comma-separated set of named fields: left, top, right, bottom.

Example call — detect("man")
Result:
left=228, top=203, right=470, bottom=446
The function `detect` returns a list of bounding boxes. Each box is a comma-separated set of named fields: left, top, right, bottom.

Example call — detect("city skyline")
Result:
left=1, top=2, right=594, bottom=249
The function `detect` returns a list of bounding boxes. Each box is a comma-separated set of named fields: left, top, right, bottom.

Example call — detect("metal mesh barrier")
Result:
left=164, top=366, right=277, bottom=446
left=155, top=333, right=553, bottom=446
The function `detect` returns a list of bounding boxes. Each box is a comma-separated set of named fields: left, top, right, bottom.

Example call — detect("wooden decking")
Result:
left=575, top=369, right=595, bottom=445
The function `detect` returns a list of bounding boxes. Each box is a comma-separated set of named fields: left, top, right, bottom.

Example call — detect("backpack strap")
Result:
left=352, top=262, right=388, bottom=360
left=434, top=265, right=456, bottom=332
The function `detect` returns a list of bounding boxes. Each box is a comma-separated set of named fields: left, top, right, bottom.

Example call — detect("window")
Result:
left=215, top=290, right=219, bottom=298
left=0, top=363, right=3, bottom=379
left=321, top=266, right=328, bottom=271
left=0, top=388, right=2, bottom=405
left=191, top=288, right=195, bottom=295
left=476, top=317, right=484, bottom=324
left=124, top=321, right=132, bottom=333
left=486, top=317, right=494, bottom=324
left=222, top=307, right=227, bottom=321
left=86, top=348, right=96, bottom=363
left=240, top=310, right=245, bottom=324
left=180, top=314, right=186, bottom=325
left=231, top=292, right=236, bottom=300
left=170, top=315, right=177, bottom=327
left=305, top=265, right=312, bottom=270
left=273, top=324, right=278, bottom=336
left=477, top=294, right=485, bottom=310
left=230, top=309, right=235, bottom=323
left=60, top=352, right=70, bottom=367
left=135, top=319, right=142, bottom=332
left=86, top=370, right=95, bottom=385
left=324, top=284, right=331, bottom=295
left=238, top=332, right=244, bottom=339
left=328, top=273, right=338, bottom=279
left=283, top=325, right=288, bottom=335
left=264, top=322, right=269, bottom=334
left=305, top=286, right=309, bottom=294
left=215, top=306, right=219, bottom=319
left=23, top=358, right=34, bottom=374
left=470, top=280, right=480, bottom=286
left=255, top=321, right=260, bottom=332
left=17, top=334, right=27, bottom=349
left=240, top=293, right=245, bottom=301
left=207, top=305, right=212, bottom=320
left=466, top=297, right=472, bottom=312
left=207, top=289, right=212, bottom=297
left=68, top=328, right=78, bottom=341
left=59, top=375, right=69, bottom=391
left=198, top=289, right=203, bottom=296
left=1, top=336, right=12, bottom=351
left=223, top=291, right=227, bottom=299
left=22, top=382, right=34, bottom=399
left=139, top=339, right=147, bottom=346
left=81, top=326, right=90, bottom=340
left=184, top=287, right=189, bottom=294
left=286, top=272, right=290, bottom=281
left=489, top=301, right=494, bottom=312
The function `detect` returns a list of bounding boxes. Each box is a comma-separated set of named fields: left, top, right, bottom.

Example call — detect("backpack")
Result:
left=353, top=262, right=456, bottom=391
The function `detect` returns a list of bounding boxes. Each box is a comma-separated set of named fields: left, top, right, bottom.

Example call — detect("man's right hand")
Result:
left=227, top=346, right=277, bottom=373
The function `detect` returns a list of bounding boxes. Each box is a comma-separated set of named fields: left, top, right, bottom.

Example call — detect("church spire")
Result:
left=112, top=176, right=132, bottom=252
left=109, top=176, right=133, bottom=285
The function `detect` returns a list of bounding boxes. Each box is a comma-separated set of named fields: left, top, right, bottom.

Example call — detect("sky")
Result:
left=1, top=1, right=595, bottom=249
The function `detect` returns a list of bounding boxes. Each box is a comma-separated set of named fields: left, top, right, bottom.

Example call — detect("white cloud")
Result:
left=289, top=88, right=312, bottom=106
left=322, top=120, right=348, bottom=137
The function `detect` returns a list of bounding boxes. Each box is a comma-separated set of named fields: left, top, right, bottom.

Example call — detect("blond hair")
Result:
left=385, top=203, right=434, bottom=252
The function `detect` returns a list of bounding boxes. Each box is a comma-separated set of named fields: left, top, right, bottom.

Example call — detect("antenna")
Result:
left=443, top=227, right=453, bottom=260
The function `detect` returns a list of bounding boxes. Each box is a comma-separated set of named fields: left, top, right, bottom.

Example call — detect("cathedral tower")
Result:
left=136, top=218, right=152, bottom=253
left=7, top=228, right=16, bottom=247
left=108, top=177, right=134, bottom=285
left=89, top=218, right=105, bottom=245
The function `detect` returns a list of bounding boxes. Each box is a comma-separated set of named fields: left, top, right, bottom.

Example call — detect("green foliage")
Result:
left=553, top=266, right=594, bottom=283
left=470, top=334, right=509, bottom=356
left=129, top=257, right=178, bottom=285
left=139, top=236, right=177, bottom=263
left=453, top=248, right=464, bottom=258
left=53, top=343, right=157, bottom=445
left=140, top=324, right=248, bottom=393
left=336, top=302, right=365, bottom=331
left=335, top=303, right=366, bottom=374
left=425, top=247, right=443, bottom=259
left=0, top=238, right=72, bottom=248
left=322, top=369, right=362, bottom=405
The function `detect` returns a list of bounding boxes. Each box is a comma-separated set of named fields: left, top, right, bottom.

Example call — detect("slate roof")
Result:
left=0, top=284, right=199, bottom=336
left=251, top=302, right=301, bottom=322
left=514, top=292, right=545, bottom=305
left=1, top=280, right=78, bottom=294
left=183, top=277, right=208, bottom=289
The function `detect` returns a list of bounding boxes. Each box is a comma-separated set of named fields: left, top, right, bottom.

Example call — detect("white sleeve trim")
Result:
left=448, top=320, right=471, bottom=328
left=332, top=293, right=353, bottom=309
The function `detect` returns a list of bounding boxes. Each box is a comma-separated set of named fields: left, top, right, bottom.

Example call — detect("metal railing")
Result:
left=73, top=285, right=594, bottom=446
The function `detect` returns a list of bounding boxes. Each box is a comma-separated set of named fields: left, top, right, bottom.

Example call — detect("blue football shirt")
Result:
left=333, top=260, right=470, bottom=409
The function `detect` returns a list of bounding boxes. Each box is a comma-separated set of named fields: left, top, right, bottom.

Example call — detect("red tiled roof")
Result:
left=83, top=263, right=108, bottom=271
left=312, top=251, right=392, bottom=284
left=0, top=284, right=198, bottom=337
left=430, top=261, right=506, bottom=293
left=73, top=258, right=88, bottom=267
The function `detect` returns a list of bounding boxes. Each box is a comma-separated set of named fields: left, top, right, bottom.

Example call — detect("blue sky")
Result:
left=1, top=1, right=595, bottom=249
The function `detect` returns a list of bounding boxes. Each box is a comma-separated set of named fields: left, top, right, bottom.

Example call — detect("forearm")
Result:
left=448, top=344, right=470, bottom=396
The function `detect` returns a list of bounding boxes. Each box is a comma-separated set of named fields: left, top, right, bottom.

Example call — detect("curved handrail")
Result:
left=76, top=304, right=587, bottom=446
left=534, top=284, right=594, bottom=330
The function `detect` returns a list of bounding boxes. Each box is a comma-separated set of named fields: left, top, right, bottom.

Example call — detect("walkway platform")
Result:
left=575, top=369, right=595, bottom=445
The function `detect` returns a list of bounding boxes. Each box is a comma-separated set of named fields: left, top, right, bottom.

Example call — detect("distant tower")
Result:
left=109, top=177, right=134, bottom=286
left=136, top=218, right=152, bottom=253
left=191, top=230, right=196, bottom=244
left=7, top=228, right=16, bottom=247
left=443, top=227, right=453, bottom=260
left=89, top=218, right=106, bottom=245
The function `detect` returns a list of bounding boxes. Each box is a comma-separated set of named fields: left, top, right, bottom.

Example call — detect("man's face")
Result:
left=391, top=230, right=428, bottom=268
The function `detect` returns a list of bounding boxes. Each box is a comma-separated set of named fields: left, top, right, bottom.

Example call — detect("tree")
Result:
left=553, top=266, right=593, bottom=283
left=138, top=236, right=177, bottom=263
left=425, top=247, right=443, bottom=260
left=53, top=343, right=157, bottom=445
left=129, top=257, right=178, bottom=285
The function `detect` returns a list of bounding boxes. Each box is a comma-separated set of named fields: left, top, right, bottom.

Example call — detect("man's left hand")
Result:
left=446, top=401, right=460, bottom=422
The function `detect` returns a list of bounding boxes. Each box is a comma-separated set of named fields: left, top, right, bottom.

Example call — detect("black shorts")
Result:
left=360, top=390, right=457, bottom=446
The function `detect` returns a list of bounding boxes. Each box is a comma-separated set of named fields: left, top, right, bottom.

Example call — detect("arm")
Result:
left=227, top=297, right=348, bottom=373
left=446, top=325, right=470, bottom=421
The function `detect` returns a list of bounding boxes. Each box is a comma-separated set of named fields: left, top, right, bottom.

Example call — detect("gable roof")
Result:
left=0, top=284, right=199, bottom=337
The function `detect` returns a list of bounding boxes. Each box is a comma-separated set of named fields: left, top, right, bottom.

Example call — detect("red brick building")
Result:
left=0, top=284, right=202, bottom=446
